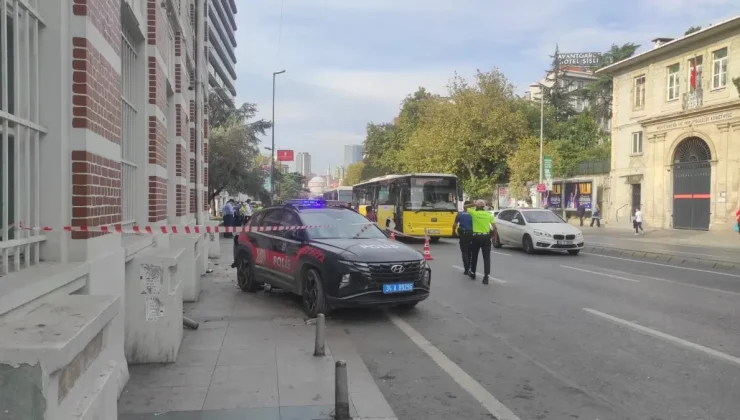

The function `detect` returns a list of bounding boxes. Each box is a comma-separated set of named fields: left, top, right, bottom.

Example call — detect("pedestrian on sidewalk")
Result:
left=633, top=206, right=644, bottom=235
left=735, top=207, right=740, bottom=235
left=590, top=203, right=601, bottom=227
left=452, top=201, right=473, bottom=275
left=223, top=199, right=235, bottom=238
left=466, top=199, right=496, bottom=285
left=577, top=204, right=586, bottom=226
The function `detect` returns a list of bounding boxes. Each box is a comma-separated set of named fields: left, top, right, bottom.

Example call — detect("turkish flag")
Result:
left=690, top=60, right=697, bottom=90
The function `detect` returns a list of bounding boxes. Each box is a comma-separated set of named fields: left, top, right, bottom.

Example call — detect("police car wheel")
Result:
left=492, top=232, right=502, bottom=248
left=237, top=254, right=260, bottom=293
left=302, top=268, right=330, bottom=318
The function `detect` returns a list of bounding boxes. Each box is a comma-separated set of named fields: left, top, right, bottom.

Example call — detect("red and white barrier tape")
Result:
left=17, top=222, right=374, bottom=235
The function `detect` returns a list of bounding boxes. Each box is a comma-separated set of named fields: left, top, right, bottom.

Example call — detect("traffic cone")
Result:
left=390, top=230, right=396, bottom=240
left=423, top=236, right=434, bottom=261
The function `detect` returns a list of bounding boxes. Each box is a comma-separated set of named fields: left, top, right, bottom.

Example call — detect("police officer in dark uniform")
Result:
left=466, top=199, right=496, bottom=284
left=452, top=201, right=473, bottom=275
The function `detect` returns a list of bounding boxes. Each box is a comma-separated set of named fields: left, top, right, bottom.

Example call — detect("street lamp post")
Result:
left=271, top=70, right=286, bottom=201
left=538, top=86, right=544, bottom=208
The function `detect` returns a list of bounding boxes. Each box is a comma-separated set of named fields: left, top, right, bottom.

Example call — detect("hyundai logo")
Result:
left=390, top=264, right=405, bottom=274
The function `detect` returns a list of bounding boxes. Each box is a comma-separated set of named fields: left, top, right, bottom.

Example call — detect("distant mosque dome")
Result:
left=307, top=176, right=326, bottom=196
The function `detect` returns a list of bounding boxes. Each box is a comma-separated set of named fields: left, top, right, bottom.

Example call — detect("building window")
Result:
left=711, top=47, right=727, bottom=89
left=121, top=26, right=139, bottom=227
left=0, top=2, right=45, bottom=275
left=633, top=75, right=646, bottom=109
left=631, top=132, right=644, bottom=155
left=667, top=64, right=680, bottom=101
left=687, top=56, right=703, bottom=92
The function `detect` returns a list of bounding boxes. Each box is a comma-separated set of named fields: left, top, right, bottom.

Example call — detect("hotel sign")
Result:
left=655, top=111, right=733, bottom=131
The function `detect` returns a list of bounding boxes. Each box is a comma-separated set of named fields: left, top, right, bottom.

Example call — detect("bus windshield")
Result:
left=407, top=177, right=457, bottom=211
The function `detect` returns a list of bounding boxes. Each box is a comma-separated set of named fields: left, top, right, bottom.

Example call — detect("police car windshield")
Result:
left=299, top=208, right=386, bottom=239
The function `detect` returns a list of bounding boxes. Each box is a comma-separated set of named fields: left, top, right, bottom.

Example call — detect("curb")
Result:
left=582, top=245, right=740, bottom=273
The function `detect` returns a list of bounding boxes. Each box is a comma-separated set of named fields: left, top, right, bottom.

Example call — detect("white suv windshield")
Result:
left=522, top=211, right=565, bottom=224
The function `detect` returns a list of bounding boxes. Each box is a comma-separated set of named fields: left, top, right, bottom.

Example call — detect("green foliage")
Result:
left=344, top=161, right=365, bottom=185
left=207, top=93, right=272, bottom=201
left=685, top=26, right=702, bottom=35
left=733, top=76, right=740, bottom=97
left=507, top=136, right=560, bottom=200
left=274, top=172, right=307, bottom=200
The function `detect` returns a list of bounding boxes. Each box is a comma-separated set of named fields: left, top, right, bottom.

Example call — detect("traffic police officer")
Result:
left=452, top=201, right=473, bottom=275
left=466, top=199, right=496, bottom=284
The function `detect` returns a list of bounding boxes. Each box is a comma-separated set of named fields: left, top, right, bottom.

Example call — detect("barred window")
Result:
left=0, top=0, right=45, bottom=275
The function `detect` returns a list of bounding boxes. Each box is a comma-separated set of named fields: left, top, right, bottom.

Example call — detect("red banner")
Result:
left=277, top=150, right=294, bottom=162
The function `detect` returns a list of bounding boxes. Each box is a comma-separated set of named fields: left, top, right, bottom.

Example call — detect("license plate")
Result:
left=427, top=229, right=440, bottom=234
left=383, top=283, right=414, bottom=294
left=557, top=240, right=573, bottom=245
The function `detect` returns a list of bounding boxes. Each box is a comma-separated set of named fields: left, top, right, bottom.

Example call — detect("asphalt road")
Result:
left=332, top=238, right=740, bottom=420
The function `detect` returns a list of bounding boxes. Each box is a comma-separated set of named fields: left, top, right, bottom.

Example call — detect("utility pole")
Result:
left=538, top=86, right=544, bottom=208
left=270, top=70, right=286, bottom=202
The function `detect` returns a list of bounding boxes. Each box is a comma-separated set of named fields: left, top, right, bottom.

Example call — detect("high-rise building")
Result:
left=334, top=166, right=346, bottom=180
left=296, top=152, right=312, bottom=176
left=207, top=0, right=238, bottom=102
left=344, top=145, right=364, bottom=167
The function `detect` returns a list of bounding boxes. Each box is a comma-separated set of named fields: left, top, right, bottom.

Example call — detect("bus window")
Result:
left=407, top=177, right=457, bottom=211
left=378, top=184, right=391, bottom=205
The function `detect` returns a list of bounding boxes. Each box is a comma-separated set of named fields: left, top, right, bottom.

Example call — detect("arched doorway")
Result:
left=672, top=137, right=711, bottom=230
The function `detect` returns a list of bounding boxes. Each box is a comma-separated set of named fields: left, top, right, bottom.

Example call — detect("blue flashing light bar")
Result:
left=287, top=199, right=326, bottom=207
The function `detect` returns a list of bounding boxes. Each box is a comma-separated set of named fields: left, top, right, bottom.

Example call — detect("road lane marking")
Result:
left=452, top=265, right=507, bottom=283
left=491, top=250, right=513, bottom=256
left=581, top=253, right=740, bottom=278
left=596, top=267, right=740, bottom=297
left=586, top=242, right=721, bottom=258
left=560, top=265, right=640, bottom=283
left=388, top=314, right=522, bottom=420
left=583, top=308, right=740, bottom=368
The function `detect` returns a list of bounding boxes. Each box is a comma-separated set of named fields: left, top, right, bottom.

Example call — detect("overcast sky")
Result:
left=234, top=0, right=738, bottom=174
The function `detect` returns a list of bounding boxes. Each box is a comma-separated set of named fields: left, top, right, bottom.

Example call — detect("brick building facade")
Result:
left=0, top=0, right=216, bottom=417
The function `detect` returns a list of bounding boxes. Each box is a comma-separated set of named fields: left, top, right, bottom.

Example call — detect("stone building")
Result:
left=0, top=0, right=230, bottom=417
left=597, top=16, right=740, bottom=231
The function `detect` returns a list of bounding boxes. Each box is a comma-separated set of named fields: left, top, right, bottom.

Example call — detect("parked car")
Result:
left=493, top=208, right=584, bottom=255
left=232, top=199, right=432, bottom=317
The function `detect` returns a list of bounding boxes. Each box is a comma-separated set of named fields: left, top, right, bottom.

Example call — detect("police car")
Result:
left=232, top=199, right=432, bottom=317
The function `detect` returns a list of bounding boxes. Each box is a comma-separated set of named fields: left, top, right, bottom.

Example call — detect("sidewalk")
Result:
left=567, top=219, right=740, bottom=270
left=118, top=239, right=397, bottom=420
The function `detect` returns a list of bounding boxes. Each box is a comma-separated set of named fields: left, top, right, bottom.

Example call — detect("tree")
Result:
left=544, top=45, right=577, bottom=122
left=207, top=95, right=272, bottom=202
left=685, top=26, right=702, bottom=35
left=581, top=43, right=640, bottom=124
left=344, top=161, right=365, bottom=186
left=507, top=136, right=560, bottom=200
left=397, top=69, right=529, bottom=198
left=362, top=122, right=399, bottom=175
left=208, top=125, right=267, bottom=202
left=275, top=172, right=307, bottom=200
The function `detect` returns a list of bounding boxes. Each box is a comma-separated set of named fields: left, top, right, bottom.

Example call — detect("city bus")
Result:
left=322, top=186, right=353, bottom=203
left=351, top=173, right=461, bottom=241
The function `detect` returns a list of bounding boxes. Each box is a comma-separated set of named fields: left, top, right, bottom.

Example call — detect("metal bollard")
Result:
left=335, top=360, right=350, bottom=420
left=183, top=316, right=199, bottom=330
left=314, top=313, right=326, bottom=356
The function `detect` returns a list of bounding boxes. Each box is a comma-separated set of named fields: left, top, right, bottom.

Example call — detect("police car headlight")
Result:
left=419, top=259, right=427, bottom=269
left=533, top=229, right=552, bottom=238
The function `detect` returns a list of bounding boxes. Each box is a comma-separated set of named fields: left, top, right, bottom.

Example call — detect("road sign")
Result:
left=545, top=180, right=553, bottom=191
left=543, top=156, right=553, bottom=181
left=536, top=184, right=546, bottom=193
